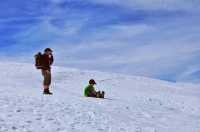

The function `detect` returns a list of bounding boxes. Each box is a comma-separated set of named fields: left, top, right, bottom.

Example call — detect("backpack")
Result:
left=34, top=52, right=43, bottom=69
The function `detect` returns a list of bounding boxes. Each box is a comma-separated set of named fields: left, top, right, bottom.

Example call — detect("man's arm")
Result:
left=50, top=54, right=54, bottom=65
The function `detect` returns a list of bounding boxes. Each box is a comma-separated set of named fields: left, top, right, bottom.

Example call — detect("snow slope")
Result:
left=0, top=62, right=200, bottom=132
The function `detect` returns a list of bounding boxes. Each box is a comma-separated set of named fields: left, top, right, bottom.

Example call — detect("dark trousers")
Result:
left=88, top=91, right=104, bottom=98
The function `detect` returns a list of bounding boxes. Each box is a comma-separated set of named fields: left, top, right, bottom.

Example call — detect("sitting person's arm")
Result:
left=84, top=85, right=96, bottom=97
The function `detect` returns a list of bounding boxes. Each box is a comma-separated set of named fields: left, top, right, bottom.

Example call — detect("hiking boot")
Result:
left=101, top=91, right=105, bottom=98
left=96, top=91, right=101, bottom=98
left=43, top=89, right=53, bottom=95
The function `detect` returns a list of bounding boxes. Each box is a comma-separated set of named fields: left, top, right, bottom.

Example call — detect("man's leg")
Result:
left=43, top=85, right=49, bottom=94
left=42, top=70, right=52, bottom=95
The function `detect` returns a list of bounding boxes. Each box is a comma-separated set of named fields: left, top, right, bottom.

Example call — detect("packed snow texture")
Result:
left=0, top=62, right=199, bottom=132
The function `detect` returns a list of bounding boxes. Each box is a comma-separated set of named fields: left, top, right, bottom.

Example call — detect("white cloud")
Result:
left=51, top=13, right=200, bottom=83
left=86, top=0, right=200, bottom=11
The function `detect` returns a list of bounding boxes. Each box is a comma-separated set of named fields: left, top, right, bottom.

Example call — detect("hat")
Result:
left=89, top=79, right=96, bottom=85
left=44, top=48, right=53, bottom=52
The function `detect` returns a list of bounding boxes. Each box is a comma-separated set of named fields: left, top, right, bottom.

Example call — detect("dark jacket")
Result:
left=42, top=54, right=54, bottom=70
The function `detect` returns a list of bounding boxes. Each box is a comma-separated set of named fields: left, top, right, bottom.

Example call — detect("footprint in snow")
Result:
left=7, top=114, right=13, bottom=118
left=36, top=117, right=42, bottom=121
left=11, top=126, right=17, bottom=130
left=135, top=127, right=142, bottom=132
left=47, top=118, right=54, bottom=121
left=26, top=120, right=32, bottom=124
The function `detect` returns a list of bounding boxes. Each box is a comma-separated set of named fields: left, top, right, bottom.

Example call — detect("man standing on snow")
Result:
left=41, top=48, right=54, bottom=95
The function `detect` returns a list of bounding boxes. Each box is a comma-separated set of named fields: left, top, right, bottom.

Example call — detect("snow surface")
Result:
left=0, top=61, right=200, bottom=132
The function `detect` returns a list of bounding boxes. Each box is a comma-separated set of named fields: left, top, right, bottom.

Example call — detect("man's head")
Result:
left=89, top=79, right=96, bottom=85
left=44, top=48, right=53, bottom=55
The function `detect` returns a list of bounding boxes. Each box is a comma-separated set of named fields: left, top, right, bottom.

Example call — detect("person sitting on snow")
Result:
left=84, top=79, right=105, bottom=98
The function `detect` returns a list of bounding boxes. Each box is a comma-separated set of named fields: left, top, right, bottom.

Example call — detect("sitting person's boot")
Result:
left=101, top=91, right=105, bottom=98
left=96, top=91, right=101, bottom=98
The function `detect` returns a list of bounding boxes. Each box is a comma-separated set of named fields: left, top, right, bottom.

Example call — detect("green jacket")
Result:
left=84, top=84, right=95, bottom=96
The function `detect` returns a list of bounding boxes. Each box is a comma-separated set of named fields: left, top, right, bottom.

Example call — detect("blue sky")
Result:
left=0, top=0, right=200, bottom=83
